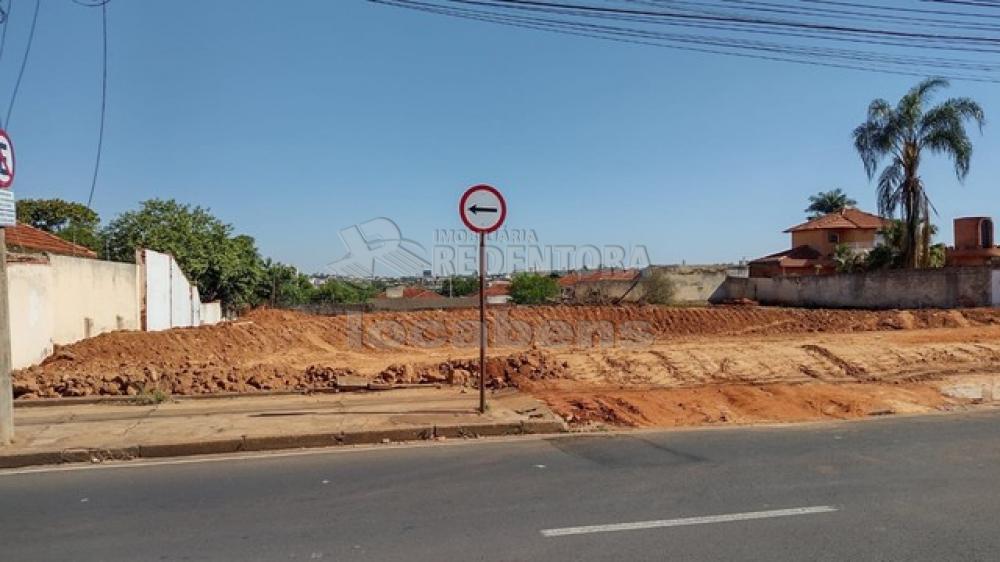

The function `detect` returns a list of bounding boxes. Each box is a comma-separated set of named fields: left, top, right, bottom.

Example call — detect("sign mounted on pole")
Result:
left=458, top=184, right=507, bottom=414
left=459, top=184, right=506, bottom=234
left=0, top=130, right=14, bottom=189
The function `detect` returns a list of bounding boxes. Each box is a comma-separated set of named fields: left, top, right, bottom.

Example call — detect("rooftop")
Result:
left=784, top=208, right=888, bottom=233
left=4, top=223, right=98, bottom=259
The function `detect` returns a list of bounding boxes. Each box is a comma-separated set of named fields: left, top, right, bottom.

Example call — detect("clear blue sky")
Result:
left=4, top=1, right=1000, bottom=273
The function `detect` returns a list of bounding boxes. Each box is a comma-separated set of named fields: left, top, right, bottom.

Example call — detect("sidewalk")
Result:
left=0, top=388, right=566, bottom=469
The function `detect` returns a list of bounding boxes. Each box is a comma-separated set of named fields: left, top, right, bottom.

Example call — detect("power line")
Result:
left=85, top=1, right=107, bottom=208
left=4, top=0, right=39, bottom=130
left=0, top=0, right=9, bottom=65
left=368, top=0, right=1000, bottom=81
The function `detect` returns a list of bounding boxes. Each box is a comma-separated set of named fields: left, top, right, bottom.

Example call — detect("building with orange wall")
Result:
left=748, top=208, right=890, bottom=277
left=945, top=217, right=1000, bottom=266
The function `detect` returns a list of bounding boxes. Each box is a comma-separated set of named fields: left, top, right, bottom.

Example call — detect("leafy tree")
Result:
left=259, top=260, right=314, bottom=307
left=311, top=279, right=380, bottom=304
left=854, top=78, right=985, bottom=268
left=640, top=271, right=676, bottom=305
left=102, top=199, right=265, bottom=311
left=509, top=272, right=558, bottom=305
left=805, top=189, right=856, bottom=219
left=439, top=276, right=479, bottom=297
left=14, top=198, right=103, bottom=252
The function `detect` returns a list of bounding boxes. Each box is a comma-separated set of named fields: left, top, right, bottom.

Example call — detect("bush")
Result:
left=509, top=273, right=559, bottom=305
left=641, top=272, right=676, bottom=304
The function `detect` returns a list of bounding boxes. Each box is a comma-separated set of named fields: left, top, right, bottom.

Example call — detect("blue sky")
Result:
left=4, top=1, right=1000, bottom=273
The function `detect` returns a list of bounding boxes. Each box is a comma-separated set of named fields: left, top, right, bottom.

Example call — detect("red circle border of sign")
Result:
left=459, top=184, right=507, bottom=234
left=0, top=129, right=14, bottom=189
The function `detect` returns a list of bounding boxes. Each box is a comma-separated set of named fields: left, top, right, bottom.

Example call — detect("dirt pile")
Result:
left=375, top=350, right=570, bottom=389
left=13, top=305, right=1000, bottom=402
left=541, top=382, right=958, bottom=428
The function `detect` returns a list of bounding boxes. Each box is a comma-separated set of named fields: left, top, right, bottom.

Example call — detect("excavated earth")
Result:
left=14, top=306, right=1000, bottom=428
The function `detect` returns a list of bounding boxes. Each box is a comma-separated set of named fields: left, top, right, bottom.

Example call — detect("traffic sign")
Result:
left=0, top=130, right=13, bottom=189
left=459, top=184, right=506, bottom=233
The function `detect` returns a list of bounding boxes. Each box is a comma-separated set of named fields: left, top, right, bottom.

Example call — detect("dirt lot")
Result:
left=13, top=305, right=1000, bottom=427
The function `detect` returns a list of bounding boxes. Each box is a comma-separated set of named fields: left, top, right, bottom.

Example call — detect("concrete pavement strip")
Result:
left=0, top=388, right=567, bottom=469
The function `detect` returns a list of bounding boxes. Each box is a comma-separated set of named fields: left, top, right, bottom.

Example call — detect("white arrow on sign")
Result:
left=459, top=184, right=506, bottom=233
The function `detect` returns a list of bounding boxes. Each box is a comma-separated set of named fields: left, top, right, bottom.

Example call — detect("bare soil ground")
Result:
left=14, top=306, right=1000, bottom=428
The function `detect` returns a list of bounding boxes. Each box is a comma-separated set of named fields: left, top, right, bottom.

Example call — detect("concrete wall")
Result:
left=201, top=302, right=222, bottom=325
left=9, top=254, right=140, bottom=369
left=8, top=259, right=55, bottom=369
left=647, top=265, right=734, bottom=303
left=143, top=250, right=171, bottom=331
left=715, top=267, right=995, bottom=309
left=10, top=249, right=221, bottom=369
left=142, top=249, right=206, bottom=331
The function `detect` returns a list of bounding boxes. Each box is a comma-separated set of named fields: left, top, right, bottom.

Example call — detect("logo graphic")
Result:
left=327, top=217, right=431, bottom=277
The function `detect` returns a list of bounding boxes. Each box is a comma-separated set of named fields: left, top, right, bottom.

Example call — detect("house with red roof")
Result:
left=4, top=222, right=98, bottom=259
left=378, top=285, right=440, bottom=299
left=749, top=208, right=890, bottom=277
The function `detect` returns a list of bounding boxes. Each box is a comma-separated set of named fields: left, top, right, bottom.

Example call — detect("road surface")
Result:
left=2, top=410, right=999, bottom=561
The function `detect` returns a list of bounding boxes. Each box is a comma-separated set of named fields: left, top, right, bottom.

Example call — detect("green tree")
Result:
left=14, top=198, right=103, bottom=252
left=102, top=199, right=265, bottom=311
left=311, top=279, right=380, bottom=304
left=805, top=189, right=856, bottom=219
left=509, top=273, right=558, bottom=305
left=854, top=78, right=985, bottom=268
left=259, top=260, right=315, bottom=307
left=438, top=276, right=479, bottom=297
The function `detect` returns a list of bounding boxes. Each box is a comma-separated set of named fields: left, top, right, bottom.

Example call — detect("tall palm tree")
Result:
left=853, top=78, right=985, bottom=268
left=805, top=188, right=857, bottom=219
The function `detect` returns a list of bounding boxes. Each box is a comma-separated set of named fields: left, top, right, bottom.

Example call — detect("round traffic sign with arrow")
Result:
left=0, top=129, right=14, bottom=189
left=459, top=184, right=506, bottom=233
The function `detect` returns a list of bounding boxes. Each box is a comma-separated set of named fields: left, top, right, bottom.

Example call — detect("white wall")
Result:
left=143, top=249, right=171, bottom=331
left=9, top=249, right=221, bottom=369
left=201, top=301, right=222, bottom=324
left=9, top=255, right=140, bottom=369
left=142, top=249, right=214, bottom=331
left=8, top=261, right=55, bottom=368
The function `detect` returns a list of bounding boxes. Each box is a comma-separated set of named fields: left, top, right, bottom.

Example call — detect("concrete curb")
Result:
left=0, top=420, right=567, bottom=469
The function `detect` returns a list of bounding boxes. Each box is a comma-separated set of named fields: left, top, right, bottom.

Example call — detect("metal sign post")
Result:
left=459, top=184, right=507, bottom=414
left=0, top=129, right=16, bottom=445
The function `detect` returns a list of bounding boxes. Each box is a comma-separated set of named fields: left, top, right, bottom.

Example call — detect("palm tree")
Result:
left=853, top=77, right=985, bottom=268
left=805, top=188, right=856, bottom=219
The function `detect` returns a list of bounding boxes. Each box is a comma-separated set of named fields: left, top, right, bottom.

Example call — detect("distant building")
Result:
left=748, top=208, right=889, bottom=277
left=945, top=217, right=1000, bottom=266
left=378, top=285, right=440, bottom=299
left=478, top=280, right=512, bottom=305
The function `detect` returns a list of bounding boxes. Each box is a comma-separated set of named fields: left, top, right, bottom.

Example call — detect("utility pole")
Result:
left=0, top=228, right=13, bottom=445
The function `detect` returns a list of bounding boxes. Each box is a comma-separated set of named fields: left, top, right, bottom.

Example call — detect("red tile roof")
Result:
left=784, top=208, right=888, bottom=233
left=376, top=286, right=440, bottom=299
left=4, top=223, right=98, bottom=258
left=749, top=245, right=826, bottom=268
left=558, top=269, right=640, bottom=287
left=479, top=284, right=510, bottom=297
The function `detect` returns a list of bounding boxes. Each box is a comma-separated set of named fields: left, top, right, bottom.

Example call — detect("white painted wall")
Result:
left=142, top=249, right=217, bottom=331
left=201, top=301, right=222, bottom=324
left=143, top=250, right=171, bottom=331
left=8, top=261, right=55, bottom=368
left=8, top=255, right=140, bottom=369
left=9, top=249, right=221, bottom=369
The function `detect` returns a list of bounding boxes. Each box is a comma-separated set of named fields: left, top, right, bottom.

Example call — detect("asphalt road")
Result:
left=3, top=411, right=1000, bottom=561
